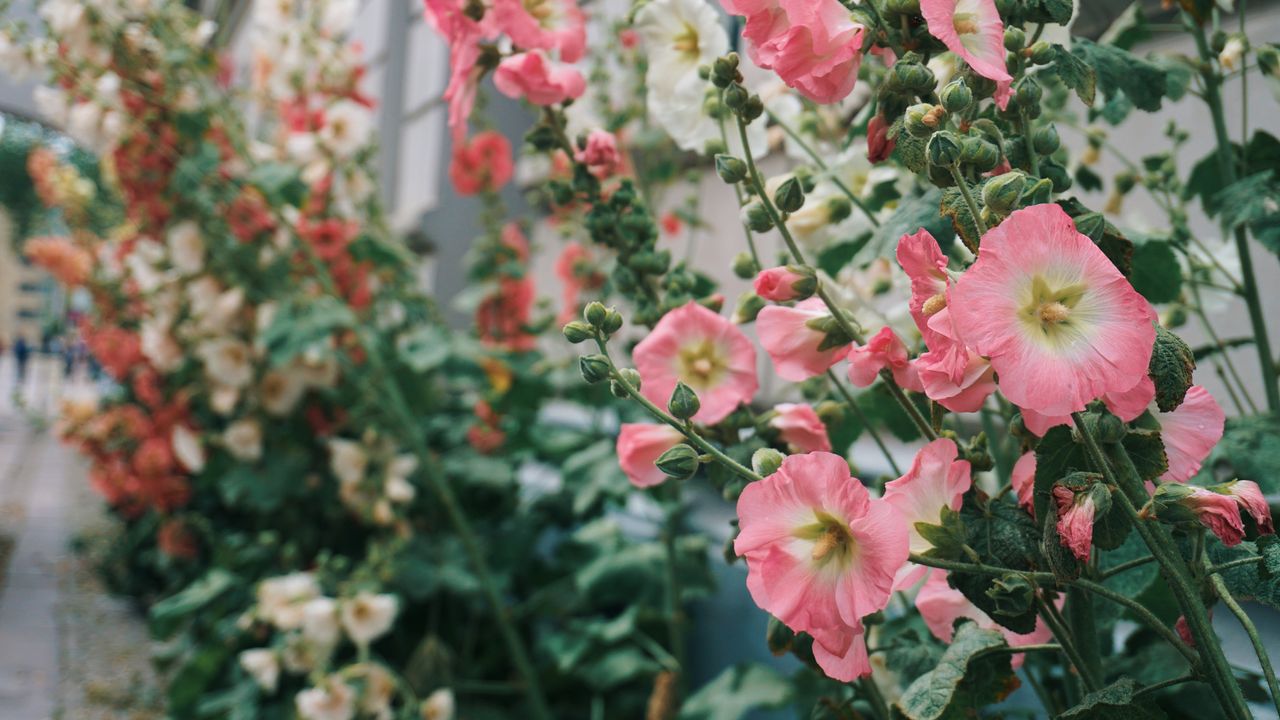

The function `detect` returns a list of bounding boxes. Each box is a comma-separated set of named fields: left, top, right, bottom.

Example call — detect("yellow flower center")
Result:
left=672, top=23, right=700, bottom=58
left=523, top=0, right=554, bottom=23
left=798, top=511, right=856, bottom=568
left=953, top=12, right=979, bottom=35
left=677, top=340, right=727, bottom=391
left=1021, top=276, right=1087, bottom=342
left=922, top=292, right=947, bottom=316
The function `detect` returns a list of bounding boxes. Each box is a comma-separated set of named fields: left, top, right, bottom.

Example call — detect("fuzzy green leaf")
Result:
left=953, top=496, right=1043, bottom=634
left=895, top=621, right=1016, bottom=719
left=1071, top=39, right=1169, bottom=114
left=1201, top=415, right=1280, bottom=494
left=1059, top=678, right=1168, bottom=719
left=1129, top=239, right=1183, bottom=304
left=1051, top=44, right=1097, bottom=106
left=1148, top=325, right=1195, bottom=412
left=678, top=664, right=793, bottom=720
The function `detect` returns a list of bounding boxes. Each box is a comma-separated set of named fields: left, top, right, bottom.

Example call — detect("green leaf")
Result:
left=894, top=621, right=1016, bottom=719
left=677, top=664, right=793, bottom=720
left=149, top=570, right=237, bottom=639
left=247, top=162, right=305, bottom=206
left=260, top=296, right=355, bottom=366
left=817, top=233, right=874, bottom=276
left=1023, top=0, right=1074, bottom=24
left=1207, top=539, right=1280, bottom=611
left=940, top=182, right=984, bottom=253
left=953, top=497, right=1043, bottom=634
left=396, top=324, right=451, bottom=372
left=1051, top=44, right=1098, bottom=106
left=1121, top=429, right=1168, bottom=483
left=1148, top=325, right=1195, bottom=412
left=1098, top=2, right=1152, bottom=50
left=1059, top=678, right=1168, bottom=719
left=1129, top=239, right=1182, bottom=304
left=869, top=189, right=955, bottom=260
left=1200, top=414, right=1280, bottom=494
left=1214, top=171, right=1280, bottom=253
left=1072, top=39, right=1169, bottom=115
left=1096, top=532, right=1159, bottom=627
left=1057, top=197, right=1133, bottom=275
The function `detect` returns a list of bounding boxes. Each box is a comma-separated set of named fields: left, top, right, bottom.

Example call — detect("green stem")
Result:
left=1187, top=13, right=1280, bottom=415
left=1099, top=554, right=1156, bottom=579
left=1210, top=571, right=1280, bottom=716
left=948, top=165, right=988, bottom=237
left=1038, top=596, right=1100, bottom=693
left=1019, top=108, right=1040, bottom=177
left=718, top=96, right=762, bottom=268
left=661, top=492, right=688, bottom=701
left=827, top=369, right=902, bottom=475
left=1206, top=556, right=1264, bottom=574
left=765, top=108, right=881, bottom=228
left=859, top=678, right=892, bottom=720
left=1133, top=674, right=1201, bottom=700
left=1066, top=586, right=1104, bottom=691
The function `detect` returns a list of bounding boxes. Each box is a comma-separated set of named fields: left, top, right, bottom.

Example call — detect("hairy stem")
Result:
left=1209, top=571, right=1280, bottom=715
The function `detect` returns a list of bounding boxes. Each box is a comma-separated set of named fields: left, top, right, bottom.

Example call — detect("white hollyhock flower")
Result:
left=172, top=425, right=206, bottom=473
left=340, top=592, right=398, bottom=647
left=328, top=439, right=368, bottom=486
left=260, top=370, right=307, bottom=416
left=223, top=419, right=263, bottom=462
left=166, top=221, right=205, bottom=275
left=258, top=572, right=320, bottom=630
left=198, top=337, right=254, bottom=388
left=1219, top=36, right=1245, bottom=71
left=301, top=596, right=341, bottom=647
left=211, top=384, right=240, bottom=416
left=238, top=649, right=280, bottom=693
left=40, top=0, right=85, bottom=37
left=95, top=72, right=121, bottom=107
left=421, top=689, right=455, bottom=720
left=318, top=100, right=373, bottom=159
left=140, top=321, right=183, bottom=372
left=384, top=455, right=418, bottom=503
left=296, top=676, right=356, bottom=720
left=321, top=0, right=358, bottom=36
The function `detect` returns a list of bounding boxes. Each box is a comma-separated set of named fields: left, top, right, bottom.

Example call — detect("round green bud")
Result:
left=982, top=171, right=1026, bottom=215
left=668, top=381, right=701, bottom=420
left=723, top=83, right=748, bottom=112
left=1014, top=76, right=1042, bottom=108
left=1028, top=40, right=1053, bottom=64
left=825, top=196, right=853, bottom=225
left=583, top=301, right=608, bottom=327
left=927, top=131, right=962, bottom=167
left=1003, top=26, right=1025, bottom=51
left=562, top=320, right=595, bottom=344
left=752, top=447, right=786, bottom=477
left=742, top=95, right=765, bottom=123
left=715, top=154, right=748, bottom=184
left=742, top=201, right=774, bottom=232
left=1042, top=161, right=1072, bottom=192
left=905, top=103, right=938, bottom=138
left=732, top=291, right=766, bottom=324
left=960, top=137, right=1001, bottom=172
left=699, top=294, right=725, bottom=313
left=940, top=80, right=973, bottom=114
left=889, top=62, right=936, bottom=95
left=655, top=443, right=700, bottom=479
left=774, top=176, right=806, bottom=213
left=602, top=308, right=624, bottom=334
left=1096, top=412, right=1126, bottom=444
left=732, top=252, right=759, bottom=279
left=711, top=55, right=738, bottom=88
left=1033, top=125, right=1060, bottom=155
left=579, top=354, right=611, bottom=384
left=1115, top=171, right=1137, bottom=194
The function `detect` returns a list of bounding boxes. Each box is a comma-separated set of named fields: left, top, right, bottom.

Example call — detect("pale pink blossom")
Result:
left=1180, top=487, right=1246, bottom=546
left=915, top=346, right=996, bottom=413
left=915, top=569, right=1053, bottom=668
left=1010, top=451, right=1036, bottom=516
left=735, top=452, right=908, bottom=681
left=1053, top=485, right=1098, bottom=561
left=770, top=403, right=832, bottom=453
left=493, top=51, right=587, bottom=106
left=753, top=266, right=813, bottom=302
left=1154, top=385, right=1225, bottom=483
left=949, top=204, right=1156, bottom=419
left=1019, top=377, right=1156, bottom=437
left=424, top=0, right=497, bottom=141
left=883, top=438, right=972, bottom=589
left=920, top=0, right=1013, bottom=109
left=757, top=298, right=849, bottom=381
left=617, top=423, right=685, bottom=488
left=896, top=228, right=953, bottom=353
left=722, top=0, right=867, bottom=104
left=1218, top=480, right=1274, bottom=536
left=574, top=129, right=622, bottom=178
left=847, top=326, right=922, bottom=392
left=493, top=0, right=587, bottom=62
left=633, top=302, right=758, bottom=424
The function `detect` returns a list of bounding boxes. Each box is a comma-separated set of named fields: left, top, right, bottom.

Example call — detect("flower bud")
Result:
left=825, top=196, right=853, bottom=224
left=610, top=367, right=641, bottom=397
left=982, top=171, right=1026, bottom=215
left=1003, top=26, right=1025, bottom=51
left=723, top=83, right=748, bottom=112
left=960, top=137, right=1000, bottom=172
left=1014, top=76, right=1042, bottom=108
left=752, top=447, right=786, bottom=476
left=668, top=381, right=701, bottom=420
left=754, top=264, right=817, bottom=302
left=773, top=176, right=806, bottom=213
left=940, top=80, right=973, bottom=113
left=579, top=354, right=611, bottom=384
left=1042, top=161, right=1072, bottom=192
left=602, top=308, right=624, bottom=334
left=655, top=443, right=700, bottom=479
left=1028, top=40, right=1053, bottom=64
left=742, top=201, right=773, bottom=232
left=715, top=154, right=747, bottom=184
left=584, top=301, right=608, bottom=327
left=1033, top=125, right=1060, bottom=155
left=815, top=400, right=844, bottom=424
left=732, top=291, right=766, bottom=324
left=927, top=131, right=962, bottom=167
left=905, top=103, right=938, bottom=138
left=699, top=294, right=725, bottom=313
left=732, top=252, right=759, bottom=279
left=711, top=54, right=739, bottom=88
left=888, top=62, right=936, bottom=95
left=1115, top=171, right=1137, bottom=194
left=742, top=95, right=765, bottom=123
left=562, top=320, right=595, bottom=344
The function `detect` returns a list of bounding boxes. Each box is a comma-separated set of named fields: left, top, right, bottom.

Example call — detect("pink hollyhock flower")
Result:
left=1010, top=451, right=1036, bottom=516
left=632, top=302, right=758, bottom=425
left=920, top=0, right=1013, bottom=109
left=493, top=51, right=586, bottom=106
left=575, top=129, right=623, bottom=178
left=754, top=266, right=815, bottom=302
left=26, top=236, right=92, bottom=286
left=949, top=204, right=1157, bottom=419
left=735, top=452, right=908, bottom=681
left=1168, top=486, right=1246, bottom=546
left=915, top=569, right=1052, bottom=668
left=1019, top=377, right=1156, bottom=437
left=883, top=438, right=972, bottom=589
left=449, top=131, right=514, bottom=195
left=757, top=298, right=850, bottom=382
left=424, top=0, right=497, bottom=141
left=617, top=423, right=686, bottom=488
left=770, top=403, right=832, bottom=453
left=1153, top=385, right=1226, bottom=483
left=896, top=228, right=954, bottom=353
left=1216, top=480, right=1275, bottom=535
left=1175, top=614, right=1203, bottom=647
left=866, top=112, right=895, bottom=163
left=722, top=0, right=867, bottom=104
left=493, top=0, right=587, bottom=63
left=847, top=326, right=922, bottom=392
left=1053, top=484, right=1099, bottom=561
left=660, top=212, right=682, bottom=236
left=915, top=346, right=996, bottom=413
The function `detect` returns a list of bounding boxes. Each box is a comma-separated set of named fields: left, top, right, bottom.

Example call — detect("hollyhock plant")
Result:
left=721, top=0, right=867, bottom=104
left=753, top=265, right=816, bottom=302
left=915, top=570, right=1053, bottom=668
left=1215, top=480, right=1275, bottom=535
left=449, top=131, right=514, bottom=195
left=735, top=452, right=908, bottom=680
left=574, top=129, right=622, bottom=178
left=1010, top=451, right=1036, bottom=516
left=493, top=0, right=587, bottom=63
left=1151, top=484, right=1246, bottom=547
left=896, top=228, right=954, bottom=352
left=25, top=235, right=93, bottom=286
left=1053, top=484, right=1102, bottom=560
left=617, top=423, right=686, bottom=488
left=1153, top=385, right=1226, bottom=483
left=920, top=0, right=1013, bottom=108
left=883, top=438, right=971, bottom=589
left=769, top=403, right=832, bottom=453
left=493, top=51, right=587, bottom=106
left=915, top=346, right=997, bottom=412
left=632, top=302, right=758, bottom=424
left=847, top=326, right=921, bottom=392
left=949, top=204, right=1157, bottom=419
left=757, top=298, right=849, bottom=382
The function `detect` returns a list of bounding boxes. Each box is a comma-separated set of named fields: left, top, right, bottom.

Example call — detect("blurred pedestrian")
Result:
left=14, top=336, right=30, bottom=383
